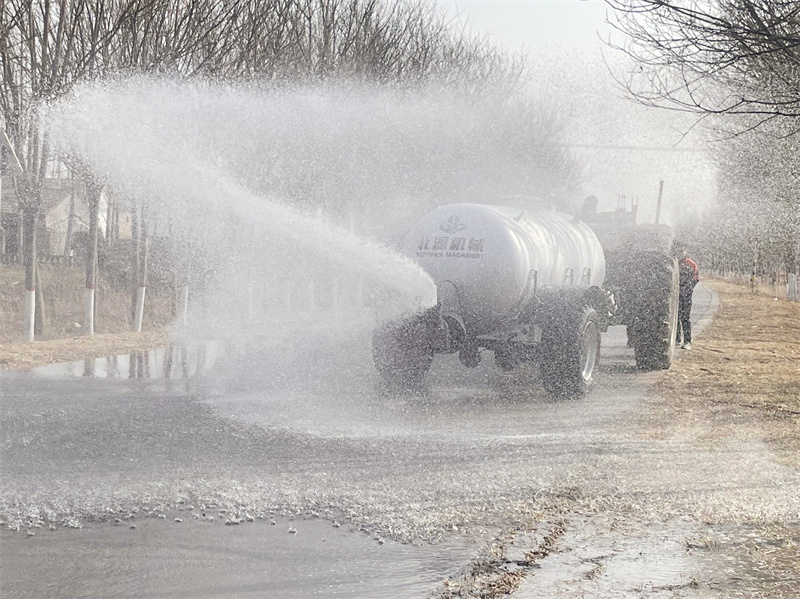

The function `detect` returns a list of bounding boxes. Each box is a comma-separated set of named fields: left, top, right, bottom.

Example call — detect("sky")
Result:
left=431, top=0, right=717, bottom=225
left=435, top=0, right=609, bottom=48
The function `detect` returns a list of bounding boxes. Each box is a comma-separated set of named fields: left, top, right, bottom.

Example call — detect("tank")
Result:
left=401, top=204, right=606, bottom=333
left=374, top=203, right=613, bottom=397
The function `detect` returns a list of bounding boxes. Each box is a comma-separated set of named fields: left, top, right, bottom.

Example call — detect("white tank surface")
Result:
left=402, top=203, right=606, bottom=330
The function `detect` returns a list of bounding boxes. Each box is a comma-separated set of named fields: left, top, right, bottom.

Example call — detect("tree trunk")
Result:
left=134, top=212, right=149, bottom=333
left=21, top=207, right=37, bottom=342
left=0, top=172, right=3, bottom=254
left=34, top=263, right=47, bottom=335
left=84, top=184, right=100, bottom=335
left=130, top=196, right=140, bottom=323
left=105, top=192, right=115, bottom=244
left=17, top=208, right=25, bottom=265
left=64, top=180, right=76, bottom=258
left=113, top=200, right=119, bottom=243
left=178, top=283, right=190, bottom=327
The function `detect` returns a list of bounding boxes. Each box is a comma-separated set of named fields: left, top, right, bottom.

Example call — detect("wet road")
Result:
left=5, top=284, right=796, bottom=598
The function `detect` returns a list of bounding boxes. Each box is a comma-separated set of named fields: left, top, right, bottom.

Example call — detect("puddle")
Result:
left=518, top=519, right=702, bottom=598
left=0, top=516, right=481, bottom=599
left=30, top=342, right=225, bottom=380
left=26, top=322, right=370, bottom=383
left=515, top=517, right=800, bottom=598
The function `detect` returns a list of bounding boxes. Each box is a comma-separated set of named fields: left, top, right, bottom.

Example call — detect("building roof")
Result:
left=1, top=176, right=84, bottom=216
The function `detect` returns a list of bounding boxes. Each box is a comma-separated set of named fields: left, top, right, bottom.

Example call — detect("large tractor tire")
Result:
left=372, top=318, right=434, bottom=384
left=629, top=254, right=679, bottom=371
left=540, top=306, right=601, bottom=399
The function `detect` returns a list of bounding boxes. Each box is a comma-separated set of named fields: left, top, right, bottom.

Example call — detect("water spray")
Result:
left=44, top=76, right=574, bottom=336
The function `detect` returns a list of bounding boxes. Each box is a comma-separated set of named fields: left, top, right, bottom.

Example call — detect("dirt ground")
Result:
left=653, top=278, right=800, bottom=463
left=1, top=276, right=798, bottom=598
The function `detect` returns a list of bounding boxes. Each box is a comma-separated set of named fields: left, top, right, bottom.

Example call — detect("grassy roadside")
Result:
left=653, top=277, right=800, bottom=460
left=658, top=277, right=799, bottom=410
left=1, top=265, right=172, bottom=370
left=0, top=329, right=169, bottom=370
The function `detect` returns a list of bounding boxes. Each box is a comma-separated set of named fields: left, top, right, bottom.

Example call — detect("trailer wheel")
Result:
left=494, top=349, right=516, bottom=372
left=631, top=256, right=679, bottom=371
left=459, top=343, right=481, bottom=368
left=541, top=306, right=601, bottom=398
left=372, top=321, right=434, bottom=384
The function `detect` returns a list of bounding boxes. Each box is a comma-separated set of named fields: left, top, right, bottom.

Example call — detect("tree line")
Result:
left=608, top=0, right=800, bottom=279
left=1, top=0, right=519, bottom=341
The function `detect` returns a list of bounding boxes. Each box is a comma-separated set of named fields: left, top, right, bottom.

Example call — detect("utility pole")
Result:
left=655, top=180, right=664, bottom=224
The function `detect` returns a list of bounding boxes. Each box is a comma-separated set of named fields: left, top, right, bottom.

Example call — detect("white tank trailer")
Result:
left=372, top=204, right=617, bottom=397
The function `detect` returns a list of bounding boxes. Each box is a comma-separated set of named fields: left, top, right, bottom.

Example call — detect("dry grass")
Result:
left=652, top=277, right=800, bottom=461
left=0, top=265, right=172, bottom=343
left=0, top=329, right=169, bottom=370
left=1, top=265, right=172, bottom=369
left=656, top=278, right=800, bottom=411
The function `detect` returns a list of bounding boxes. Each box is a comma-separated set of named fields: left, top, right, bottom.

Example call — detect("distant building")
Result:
left=1, top=175, right=114, bottom=260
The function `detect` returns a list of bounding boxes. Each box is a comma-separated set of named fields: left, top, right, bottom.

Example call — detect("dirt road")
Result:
left=510, top=279, right=800, bottom=598
left=1, top=280, right=798, bottom=598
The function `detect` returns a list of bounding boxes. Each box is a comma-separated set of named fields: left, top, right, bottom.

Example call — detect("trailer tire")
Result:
left=372, top=321, right=434, bottom=384
left=458, top=344, right=481, bottom=368
left=494, top=349, right=516, bottom=371
left=631, top=256, right=679, bottom=371
left=541, top=306, right=601, bottom=398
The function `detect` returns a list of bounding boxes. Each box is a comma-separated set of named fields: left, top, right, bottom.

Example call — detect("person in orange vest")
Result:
left=677, top=251, right=699, bottom=349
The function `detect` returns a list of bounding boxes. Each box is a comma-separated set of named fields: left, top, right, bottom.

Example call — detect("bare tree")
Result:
left=606, top=1, right=800, bottom=124
left=1, top=1, right=151, bottom=339
left=1, top=0, right=260, bottom=338
left=207, top=0, right=519, bottom=86
left=607, top=0, right=800, bottom=278
left=711, top=126, right=799, bottom=274
left=2, top=0, right=521, bottom=339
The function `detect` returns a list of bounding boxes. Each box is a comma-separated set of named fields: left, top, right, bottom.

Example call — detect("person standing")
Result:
left=677, top=252, right=699, bottom=349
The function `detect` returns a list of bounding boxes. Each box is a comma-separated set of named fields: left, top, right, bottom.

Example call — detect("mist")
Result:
left=44, top=76, right=580, bottom=335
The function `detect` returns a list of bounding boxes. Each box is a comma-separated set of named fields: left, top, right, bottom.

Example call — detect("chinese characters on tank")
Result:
left=416, top=235, right=485, bottom=259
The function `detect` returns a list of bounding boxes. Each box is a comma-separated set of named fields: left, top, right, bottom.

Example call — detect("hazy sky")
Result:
left=435, top=0, right=609, bottom=48
left=432, top=0, right=717, bottom=224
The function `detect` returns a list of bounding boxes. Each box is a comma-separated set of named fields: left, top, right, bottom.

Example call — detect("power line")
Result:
left=567, top=143, right=708, bottom=153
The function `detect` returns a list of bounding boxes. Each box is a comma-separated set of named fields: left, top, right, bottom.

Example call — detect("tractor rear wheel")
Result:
left=630, top=255, right=679, bottom=371
left=541, top=306, right=601, bottom=398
